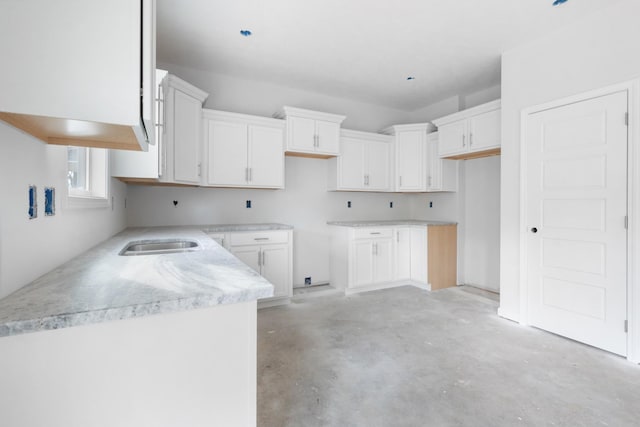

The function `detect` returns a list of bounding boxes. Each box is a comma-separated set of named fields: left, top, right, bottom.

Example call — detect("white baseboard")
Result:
left=258, top=297, right=290, bottom=309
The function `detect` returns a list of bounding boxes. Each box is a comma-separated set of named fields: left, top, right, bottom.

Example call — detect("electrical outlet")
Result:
left=347, top=201, right=351, bottom=208
left=304, top=277, right=312, bottom=286
left=246, top=200, right=252, bottom=208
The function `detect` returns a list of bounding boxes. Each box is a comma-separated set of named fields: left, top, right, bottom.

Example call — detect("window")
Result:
left=66, top=147, right=109, bottom=207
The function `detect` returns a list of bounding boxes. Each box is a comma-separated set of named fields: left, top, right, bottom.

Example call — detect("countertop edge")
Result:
left=0, top=286, right=273, bottom=338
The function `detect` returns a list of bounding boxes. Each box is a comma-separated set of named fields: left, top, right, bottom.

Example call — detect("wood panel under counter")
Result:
left=427, top=224, right=457, bottom=290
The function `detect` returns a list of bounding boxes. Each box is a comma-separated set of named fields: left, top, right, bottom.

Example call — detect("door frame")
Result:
left=518, top=79, right=640, bottom=363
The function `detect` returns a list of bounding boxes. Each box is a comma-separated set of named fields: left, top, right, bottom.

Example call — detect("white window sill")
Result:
left=66, top=195, right=111, bottom=209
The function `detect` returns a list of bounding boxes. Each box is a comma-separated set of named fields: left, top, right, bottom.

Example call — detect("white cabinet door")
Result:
left=173, top=90, right=203, bottom=184
left=438, top=120, right=467, bottom=158
left=231, top=246, right=261, bottom=275
left=288, top=116, right=316, bottom=151
left=316, top=120, right=340, bottom=155
left=395, top=228, right=412, bottom=281
left=410, top=228, right=428, bottom=284
left=339, top=138, right=366, bottom=189
left=426, top=134, right=442, bottom=191
left=373, top=239, right=394, bottom=283
left=426, top=133, right=458, bottom=192
left=206, top=120, right=248, bottom=186
left=248, top=125, right=284, bottom=188
left=469, top=109, right=500, bottom=151
left=367, top=140, right=390, bottom=191
left=261, top=244, right=290, bottom=298
left=396, top=130, right=425, bottom=191
left=353, top=241, right=374, bottom=287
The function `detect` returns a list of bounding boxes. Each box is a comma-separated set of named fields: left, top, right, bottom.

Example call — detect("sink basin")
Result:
left=119, top=239, right=199, bottom=256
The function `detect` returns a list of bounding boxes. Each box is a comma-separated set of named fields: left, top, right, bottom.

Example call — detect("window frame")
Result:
left=66, top=147, right=111, bottom=209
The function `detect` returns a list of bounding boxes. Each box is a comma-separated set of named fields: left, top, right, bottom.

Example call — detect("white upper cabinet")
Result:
left=111, top=69, right=167, bottom=180
left=203, top=110, right=285, bottom=189
left=382, top=123, right=434, bottom=192
left=275, top=107, right=346, bottom=158
left=162, top=75, right=209, bottom=184
left=0, top=0, right=156, bottom=151
left=111, top=72, right=208, bottom=184
left=426, top=132, right=458, bottom=192
left=328, top=129, right=392, bottom=192
left=434, top=100, right=501, bottom=160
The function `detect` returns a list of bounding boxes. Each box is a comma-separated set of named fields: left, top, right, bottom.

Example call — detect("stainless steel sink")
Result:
left=119, top=239, right=199, bottom=256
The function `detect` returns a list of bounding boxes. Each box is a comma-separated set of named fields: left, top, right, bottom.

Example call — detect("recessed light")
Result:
left=406, top=76, right=416, bottom=81
left=552, top=0, right=568, bottom=6
left=240, top=29, right=252, bottom=37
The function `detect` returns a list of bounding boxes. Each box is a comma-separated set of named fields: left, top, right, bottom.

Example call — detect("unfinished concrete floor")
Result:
left=257, top=286, right=640, bottom=427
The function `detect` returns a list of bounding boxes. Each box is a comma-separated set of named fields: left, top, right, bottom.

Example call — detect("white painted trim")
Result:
left=380, top=122, right=435, bottom=135
left=274, top=106, right=346, bottom=124
left=626, top=80, right=640, bottom=364
left=340, top=128, right=393, bottom=143
left=257, top=297, right=290, bottom=309
left=432, top=99, right=501, bottom=127
left=202, top=109, right=285, bottom=129
left=164, top=74, right=209, bottom=103
left=519, top=79, right=640, bottom=363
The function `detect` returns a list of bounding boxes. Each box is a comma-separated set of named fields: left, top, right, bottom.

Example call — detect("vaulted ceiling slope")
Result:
left=157, top=0, right=620, bottom=111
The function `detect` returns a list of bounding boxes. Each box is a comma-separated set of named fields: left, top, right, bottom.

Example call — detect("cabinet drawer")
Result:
left=228, top=231, right=289, bottom=246
left=353, top=228, right=393, bottom=239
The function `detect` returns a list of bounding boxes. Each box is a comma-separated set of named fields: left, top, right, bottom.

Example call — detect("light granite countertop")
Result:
left=203, top=223, right=293, bottom=232
left=327, top=220, right=457, bottom=227
left=0, top=225, right=287, bottom=338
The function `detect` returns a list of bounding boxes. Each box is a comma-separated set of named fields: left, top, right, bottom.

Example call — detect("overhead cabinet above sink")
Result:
left=0, top=0, right=156, bottom=151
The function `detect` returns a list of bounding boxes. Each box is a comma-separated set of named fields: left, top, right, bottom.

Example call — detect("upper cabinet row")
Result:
left=113, top=74, right=285, bottom=189
left=433, top=100, right=501, bottom=160
left=0, top=0, right=156, bottom=152
left=111, top=72, right=499, bottom=192
left=328, top=127, right=458, bottom=193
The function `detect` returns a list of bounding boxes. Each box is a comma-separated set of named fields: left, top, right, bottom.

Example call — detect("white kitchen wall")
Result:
left=0, top=122, right=127, bottom=298
left=500, top=0, right=640, bottom=321
left=461, top=156, right=500, bottom=291
left=128, top=157, right=413, bottom=287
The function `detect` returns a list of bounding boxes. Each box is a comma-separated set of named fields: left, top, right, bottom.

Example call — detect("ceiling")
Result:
left=157, top=0, right=618, bottom=112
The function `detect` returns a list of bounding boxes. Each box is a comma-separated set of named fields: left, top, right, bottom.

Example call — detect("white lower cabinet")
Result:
left=395, top=228, right=412, bottom=281
left=352, top=236, right=394, bottom=287
left=330, top=226, right=431, bottom=294
left=214, top=230, right=293, bottom=302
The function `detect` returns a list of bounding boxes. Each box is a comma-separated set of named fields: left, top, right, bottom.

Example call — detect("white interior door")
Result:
left=526, top=90, right=628, bottom=356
